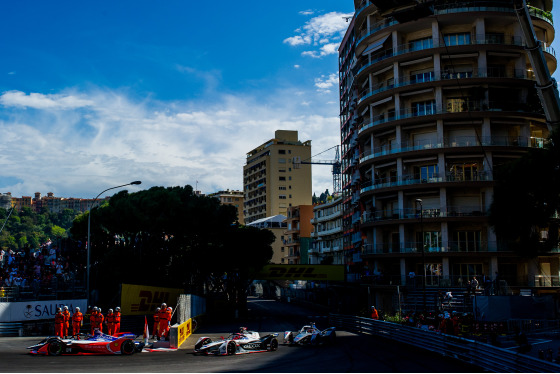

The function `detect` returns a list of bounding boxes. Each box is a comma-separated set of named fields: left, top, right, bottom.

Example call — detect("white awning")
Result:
left=362, top=35, right=389, bottom=56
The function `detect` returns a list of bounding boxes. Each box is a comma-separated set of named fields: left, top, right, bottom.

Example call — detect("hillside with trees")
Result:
left=0, top=207, right=78, bottom=250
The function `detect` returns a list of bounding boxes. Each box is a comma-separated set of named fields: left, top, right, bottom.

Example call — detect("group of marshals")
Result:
left=151, top=303, right=172, bottom=341
left=54, top=306, right=121, bottom=338
left=55, top=303, right=173, bottom=340
left=54, top=306, right=83, bottom=339
left=87, top=306, right=122, bottom=335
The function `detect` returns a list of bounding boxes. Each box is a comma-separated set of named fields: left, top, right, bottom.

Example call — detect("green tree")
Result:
left=70, top=185, right=274, bottom=312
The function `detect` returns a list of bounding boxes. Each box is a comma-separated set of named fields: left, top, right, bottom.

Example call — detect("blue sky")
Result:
left=0, top=1, right=558, bottom=199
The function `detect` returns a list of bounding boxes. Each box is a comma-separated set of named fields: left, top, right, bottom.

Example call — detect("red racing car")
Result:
left=27, top=331, right=144, bottom=356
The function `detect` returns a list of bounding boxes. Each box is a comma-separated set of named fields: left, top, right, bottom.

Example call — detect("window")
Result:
left=449, top=163, right=480, bottom=181
left=289, top=195, right=292, bottom=198
left=486, top=32, right=504, bottom=44
left=443, top=32, right=471, bottom=46
left=416, top=231, right=442, bottom=252
left=417, top=164, right=439, bottom=181
left=410, top=70, right=434, bottom=83
left=289, top=176, right=292, bottom=180
left=453, top=231, right=481, bottom=251
left=446, top=98, right=475, bottom=112
left=279, top=176, right=286, bottom=181
left=279, top=195, right=287, bottom=199
left=279, top=150, right=286, bottom=154
left=278, top=158, right=286, bottom=163
left=412, top=100, right=436, bottom=116
left=279, top=186, right=287, bottom=190
left=279, top=169, right=286, bottom=172
left=409, top=37, right=433, bottom=51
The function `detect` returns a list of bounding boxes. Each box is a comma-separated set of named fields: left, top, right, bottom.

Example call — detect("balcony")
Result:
left=358, top=68, right=530, bottom=106
left=360, top=171, right=492, bottom=194
left=359, top=136, right=547, bottom=163
left=358, top=101, right=542, bottom=136
left=362, top=240, right=510, bottom=255
left=361, top=205, right=487, bottom=224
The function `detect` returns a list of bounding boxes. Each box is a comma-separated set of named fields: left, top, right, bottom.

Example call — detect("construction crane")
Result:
left=293, top=145, right=342, bottom=194
left=513, top=0, right=560, bottom=130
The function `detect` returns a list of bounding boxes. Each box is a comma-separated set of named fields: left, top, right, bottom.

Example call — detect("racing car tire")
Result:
left=120, top=339, right=135, bottom=355
left=47, top=339, right=64, bottom=356
left=269, top=338, right=278, bottom=351
left=226, top=341, right=236, bottom=355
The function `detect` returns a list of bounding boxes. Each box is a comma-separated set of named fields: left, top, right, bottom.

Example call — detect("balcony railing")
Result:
left=358, top=68, right=529, bottom=104
left=362, top=240, right=512, bottom=255
left=356, top=33, right=526, bottom=78
left=360, top=136, right=547, bottom=162
left=361, top=206, right=486, bottom=223
left=359, top=101, right=542, bottom=134
left=360, top=171, right=492, bottom=193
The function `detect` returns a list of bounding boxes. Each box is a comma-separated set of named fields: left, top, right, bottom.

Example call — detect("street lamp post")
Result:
left=86, top=181, right=141, bottom=305
left=416, top=198, right=426, bottom=312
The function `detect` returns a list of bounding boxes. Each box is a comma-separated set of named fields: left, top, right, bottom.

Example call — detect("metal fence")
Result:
left=330, top=314, right=560, bottom=373
left=176, top=294, right=206, bottom=324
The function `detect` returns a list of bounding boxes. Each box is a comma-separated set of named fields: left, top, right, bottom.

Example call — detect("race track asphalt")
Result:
left=0, top=299, right=483, bottom=373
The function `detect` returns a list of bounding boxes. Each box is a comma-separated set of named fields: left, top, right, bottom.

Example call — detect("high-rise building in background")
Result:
left=310, top=195, right=344, bottom=265
left=243, top=130, right=312, bottom=224
left=208, top=189, right=245, bottom=224
left=339, top=0, right=557, bottom=295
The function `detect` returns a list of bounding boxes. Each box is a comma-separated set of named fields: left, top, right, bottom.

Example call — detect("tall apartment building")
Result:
left=340, top=1, right=557, bottom=292
left=208, top=189, right=245, bottom=224
left=243, top=130, right=312, bottom=224
left=310, top=196, right=344, bottom=265
left=247, top=215, right=287, bottom=264
left=284, top=205, right=314, bottom=264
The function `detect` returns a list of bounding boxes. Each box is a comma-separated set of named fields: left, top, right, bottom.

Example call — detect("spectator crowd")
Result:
left=0, top=239, right=85, bottom=300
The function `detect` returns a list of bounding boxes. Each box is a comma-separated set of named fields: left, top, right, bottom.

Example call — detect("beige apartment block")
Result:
left=208, top=189, right=245, bottom=224
left=243, top=130, right=312, bottom=224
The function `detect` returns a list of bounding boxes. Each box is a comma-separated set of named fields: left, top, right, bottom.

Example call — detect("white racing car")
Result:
left=283, top=322, right=336, bottom=346
left=194, top=327, right=279, bottom=356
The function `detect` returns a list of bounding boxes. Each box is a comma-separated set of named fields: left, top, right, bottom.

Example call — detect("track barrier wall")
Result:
left=330, top=313, right=560, bottom=373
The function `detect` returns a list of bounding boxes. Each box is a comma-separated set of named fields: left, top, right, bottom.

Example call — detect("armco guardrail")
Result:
left=330, top=314, right=560, bottom=373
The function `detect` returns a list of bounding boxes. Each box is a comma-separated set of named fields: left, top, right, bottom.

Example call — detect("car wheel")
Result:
left=120, top=339, right=135, bottom=355
left=47, top=339, right=63, bottom=356
left=269, top=338, right=278, bottom=351
left=194, top=338, right=212, bottom=351
left=226, top=341, right=236, bottom=355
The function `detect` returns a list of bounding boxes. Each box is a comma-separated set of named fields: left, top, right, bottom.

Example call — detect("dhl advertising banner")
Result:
left=255, top=265, right=344, bottom=281
left=121, top=284, right=184, bottom=315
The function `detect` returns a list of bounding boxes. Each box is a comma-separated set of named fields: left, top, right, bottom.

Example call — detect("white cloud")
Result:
left=0, top=87, right=340, bottom=198
left=299, top=10, right=314, bottom=15
left=283, top=11, right=353, bottom=58
left=0, top=90, right=94, bottom=110
left=315, top=73, right=338, bottom=93
left=294, top=64, right=300, bottom=69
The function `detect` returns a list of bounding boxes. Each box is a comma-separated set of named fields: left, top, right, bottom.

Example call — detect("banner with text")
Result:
left=121, top=284, right=184, bottom=316
left=254, top=265, right=345, bottom=281
left=0, top=299, right=87, bottom=323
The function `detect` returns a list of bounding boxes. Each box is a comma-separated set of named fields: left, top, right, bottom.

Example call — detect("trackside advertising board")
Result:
left=121, top=284, right=184, bottom=316
left=170, top=318, right=192, bottom=348
left=254, top=265, right=345, bottom=281
left=0, top=299, right=87, bottom=322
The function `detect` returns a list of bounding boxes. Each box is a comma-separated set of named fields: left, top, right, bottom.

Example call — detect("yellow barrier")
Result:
left=170, top=318, right=192, bottom=349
